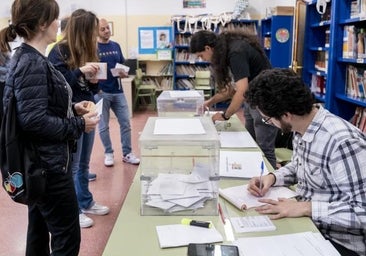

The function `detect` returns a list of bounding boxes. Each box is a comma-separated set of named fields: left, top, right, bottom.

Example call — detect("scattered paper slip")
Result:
left=231, top=215, right=276, bottom=233
left=219, top=150, right=268, bottom=178
left=156, top=224, right=223, bottom=248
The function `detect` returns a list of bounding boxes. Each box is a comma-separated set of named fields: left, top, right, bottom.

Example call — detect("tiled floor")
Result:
left=0, top=108, right=158, bottom=256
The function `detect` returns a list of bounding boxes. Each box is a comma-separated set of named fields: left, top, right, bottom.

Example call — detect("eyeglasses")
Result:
left=261, top=116, right=272, bottom=125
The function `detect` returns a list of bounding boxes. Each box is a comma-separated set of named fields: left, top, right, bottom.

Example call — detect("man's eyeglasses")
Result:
left=261, top=116, right=272, bottom=125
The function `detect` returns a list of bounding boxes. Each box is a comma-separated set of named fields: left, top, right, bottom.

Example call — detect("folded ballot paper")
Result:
left=144, top=163, right=216, bottom=213
left=110, top=63, right=130, bottom=77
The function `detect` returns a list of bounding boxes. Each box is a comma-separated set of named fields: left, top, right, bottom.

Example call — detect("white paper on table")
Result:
left=231, top=215, right=276, bottom=233
left=156, top=224, right=223, bottom=248
left=85, top=62, right=107, bottom=80
left=219, top=131, right=258, bottom=148
left=233, top=232, right=341, bottom=256
left=219, top=150, right=268, bottom=178
left=153, top=118, right=205, bottom=135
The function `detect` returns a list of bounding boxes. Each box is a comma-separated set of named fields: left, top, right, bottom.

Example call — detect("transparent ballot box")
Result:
left=139, top=117, right=220, bottom=216
left=157, top=90, right=204, bottom=117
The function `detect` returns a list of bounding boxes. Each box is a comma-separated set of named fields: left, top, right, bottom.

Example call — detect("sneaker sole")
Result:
left=82, top=209, right=110, bottom=216
left=80, top=222, right=93, bottom=228
left=104, top=163, right=114, bottom=167
left=89, top=178, right=96, bottom=182
left=122, top=160, right=140, bottom=165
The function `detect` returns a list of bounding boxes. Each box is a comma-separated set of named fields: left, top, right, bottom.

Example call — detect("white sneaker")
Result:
left=104, top=153, right=114, bottom=167
left=123, top=153, right=140, bottom=165
left=79, top=213, right=94, bottom=228
left=82, top=203, right=110, bottom=216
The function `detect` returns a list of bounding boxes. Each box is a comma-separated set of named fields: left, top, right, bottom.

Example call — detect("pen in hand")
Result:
left=259, top=161, right=264, bottom=195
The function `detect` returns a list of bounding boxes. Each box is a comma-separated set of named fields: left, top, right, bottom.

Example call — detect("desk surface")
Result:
left=103, top=115, right=319, bottom=256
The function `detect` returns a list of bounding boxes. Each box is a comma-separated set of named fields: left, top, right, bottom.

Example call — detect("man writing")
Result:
left=246, top=68, right=366, bottom=256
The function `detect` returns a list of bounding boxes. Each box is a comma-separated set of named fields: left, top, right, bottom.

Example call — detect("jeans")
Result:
left=243, top=103, right=278, bottom=168
left=71, top=131, right=95, bottom=211
left=26, top=171, right=80, bottom=256
left=95, top=92, right=132, bottom=156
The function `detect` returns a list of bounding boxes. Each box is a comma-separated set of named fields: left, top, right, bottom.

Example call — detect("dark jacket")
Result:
left=3, top=43, right=84, bottom=174
left=48, top=43, right=98, bottom=103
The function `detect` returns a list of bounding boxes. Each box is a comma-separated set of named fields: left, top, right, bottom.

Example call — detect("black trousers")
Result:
left=26, top=170, right=80, bottom=256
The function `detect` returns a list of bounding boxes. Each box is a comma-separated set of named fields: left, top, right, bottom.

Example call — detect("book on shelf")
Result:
left=350, top=0, right=366, bottom=18
left=311, top=74, right=326, bottom=95
left=219, top=184, right=298, bottom=211
left=346, top=65, right=366, bottom=98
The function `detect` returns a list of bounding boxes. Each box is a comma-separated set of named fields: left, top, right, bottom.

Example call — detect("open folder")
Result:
left=219, top=184, right=298, bottom=210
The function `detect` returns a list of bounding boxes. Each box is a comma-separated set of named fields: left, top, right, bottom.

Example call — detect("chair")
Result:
left=194, top=70, right=213, bottom=99
left=133, top=68, right=157, bottom=110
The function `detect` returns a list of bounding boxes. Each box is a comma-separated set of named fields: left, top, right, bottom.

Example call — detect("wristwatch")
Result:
left=221, top=111, right=230, bottom=120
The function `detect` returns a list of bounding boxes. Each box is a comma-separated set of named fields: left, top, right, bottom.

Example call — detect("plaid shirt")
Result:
left=274, top=106, right=366, bottom=255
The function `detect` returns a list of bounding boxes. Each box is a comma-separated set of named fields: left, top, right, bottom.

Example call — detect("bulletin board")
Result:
left=138, top=26, right=173, bottom=54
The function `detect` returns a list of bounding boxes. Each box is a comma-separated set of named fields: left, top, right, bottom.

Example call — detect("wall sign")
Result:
left=138, top=26, right=172, bottom=54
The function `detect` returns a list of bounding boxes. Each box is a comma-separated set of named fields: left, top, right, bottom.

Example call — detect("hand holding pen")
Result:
left=247, top=162, right=276, bottom=197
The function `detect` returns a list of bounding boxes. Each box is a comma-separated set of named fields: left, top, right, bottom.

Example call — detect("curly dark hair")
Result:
left=245, top=68, right=315, bottom=119
left=190, top=29, right=267, bottom=91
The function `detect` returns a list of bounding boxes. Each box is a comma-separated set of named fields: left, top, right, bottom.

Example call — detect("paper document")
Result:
left=219, top=150, right=268, bottom=178
left=233, top=232, right=341, bottom=256
left=85, top=62, right=107, bottom=80
left=95, top=98, right=103, bottom=117
left=219, top=131, right=258, bottom=148
left=156, top=224, right=223, bottom=248
left=219, top=184, right=298, bottom=210
left=110, top=63, right=130, bottom=77
left=231, top=215, right=276, bottom=233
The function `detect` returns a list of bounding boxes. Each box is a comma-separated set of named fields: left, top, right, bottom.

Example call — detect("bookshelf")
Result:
left=172, top=17, right=259, bottom=92
left=137, top=59, right=173, bottom=92
left=302, top=0, right=366, bottom=127
left=261, top=15, right=294, bottom=68
left=302, top=0, right=331, bottom=104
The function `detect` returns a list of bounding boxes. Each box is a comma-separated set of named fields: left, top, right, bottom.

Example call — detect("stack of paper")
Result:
left=231, top=215, right=276, bottom=233
left=218, top=131, right=258, bottom=148
left=144, top=163, right=216, bottom=213
left=233, top=232, right=341, bottom=256
left=219, top=150, right=268, bottom=178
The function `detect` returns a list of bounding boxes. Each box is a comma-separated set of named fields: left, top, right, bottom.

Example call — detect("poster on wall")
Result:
left=138, top=26, right=172, bottom=54
left=183, top=0, right=206, bottom=8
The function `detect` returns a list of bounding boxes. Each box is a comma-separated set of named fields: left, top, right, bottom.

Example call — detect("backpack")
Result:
left=0, top=91, right=46, bottom=204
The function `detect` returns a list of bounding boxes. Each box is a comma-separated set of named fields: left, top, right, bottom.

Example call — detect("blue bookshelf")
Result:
left=261, top=15, right=294, bottom=68
left=172, top=18, right=259, bottom=93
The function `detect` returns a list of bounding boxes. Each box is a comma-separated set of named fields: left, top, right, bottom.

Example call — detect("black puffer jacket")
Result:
left=3, top=43, right=85, bottom=174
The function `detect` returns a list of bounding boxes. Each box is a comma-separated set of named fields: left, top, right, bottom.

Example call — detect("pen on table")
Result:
left=218, top=203, right=226, bottom=225
left=181, top=218, right=212, bottom=228
left=259, top=161, right=264, bottom=194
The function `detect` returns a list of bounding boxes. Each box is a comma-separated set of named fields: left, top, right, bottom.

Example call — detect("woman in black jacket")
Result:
left=0, top=1, right=99, bottom=255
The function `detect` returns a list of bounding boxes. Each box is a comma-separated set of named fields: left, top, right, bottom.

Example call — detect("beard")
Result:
left=279, top=119, right=292, bottom=134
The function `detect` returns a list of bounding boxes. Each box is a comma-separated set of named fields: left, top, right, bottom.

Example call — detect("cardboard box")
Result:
left=272, top=6, right=294, bottom=16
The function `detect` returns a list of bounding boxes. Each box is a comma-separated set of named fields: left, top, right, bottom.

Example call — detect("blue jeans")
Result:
left=95, top=92, right=132, bottom=156
left=244, top=103, right=278, bottom=168
left=71, top=131, right=95, bottom=211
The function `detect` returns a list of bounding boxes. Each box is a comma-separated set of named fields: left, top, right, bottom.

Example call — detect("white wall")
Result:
left=0, top=0, right=296, bottom=19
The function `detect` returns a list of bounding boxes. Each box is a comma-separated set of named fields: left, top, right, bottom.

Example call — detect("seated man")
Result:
left=246, top=68, right=366, bottom=256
